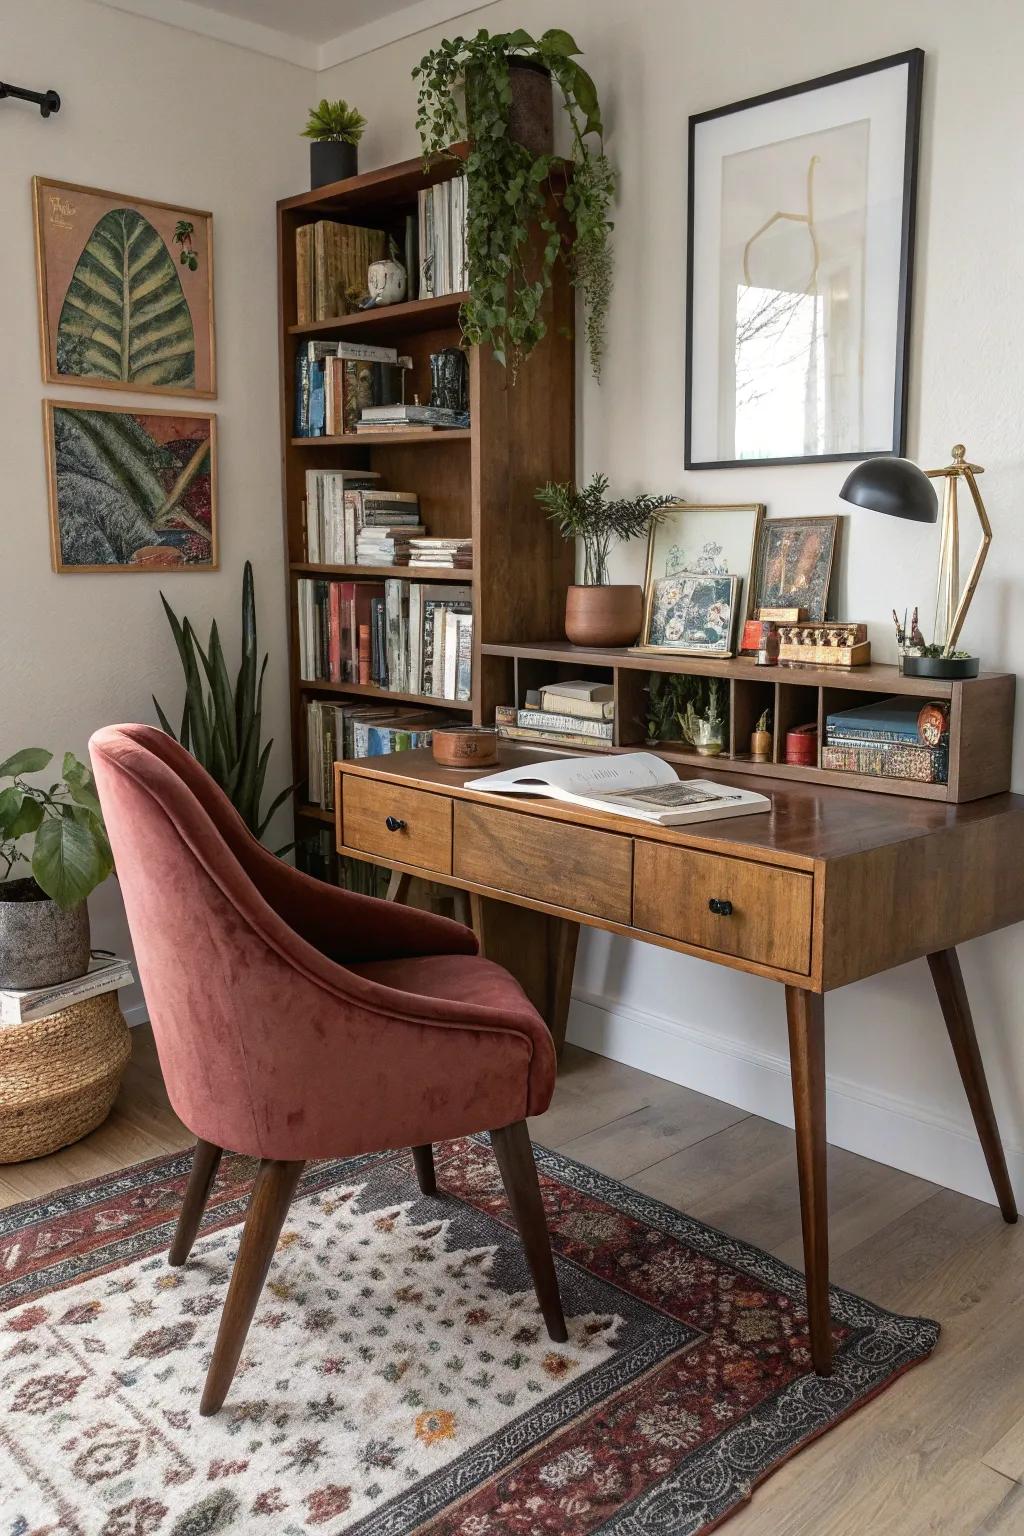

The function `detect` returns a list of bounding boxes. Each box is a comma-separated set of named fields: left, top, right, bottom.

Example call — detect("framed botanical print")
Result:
left=685, top=50, right=923, bottom=468
left=34, top=178, right=216, bottom=397
left=639, top=501, right=765, bottom=626
left=752, top=515, right=838, bottom=621
left=639, top=572, right=740, bottom=657
left=44, top=400, right=218, bottom=572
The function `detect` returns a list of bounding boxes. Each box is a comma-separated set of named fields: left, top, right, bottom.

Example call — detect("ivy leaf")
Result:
left=0, top=748, right=52, bottom=778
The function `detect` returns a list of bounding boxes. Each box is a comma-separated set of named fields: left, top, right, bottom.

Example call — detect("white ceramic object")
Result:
left=367, top=258, right=407, bottom=307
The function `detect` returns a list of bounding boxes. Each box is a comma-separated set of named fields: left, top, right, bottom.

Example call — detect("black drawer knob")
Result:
left=708, top=898, right=733, bottom=917
left=385, top=815, right=406, bottom=832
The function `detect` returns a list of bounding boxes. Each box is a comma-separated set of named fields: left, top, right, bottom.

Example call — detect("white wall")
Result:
left=319, top=0, right=1024, bottom=1204
left=2, top=0, right=313, bottom=1018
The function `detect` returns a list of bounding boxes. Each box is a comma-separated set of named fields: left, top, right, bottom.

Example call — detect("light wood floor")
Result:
left=3, top=1027, right=1023, bottom=1534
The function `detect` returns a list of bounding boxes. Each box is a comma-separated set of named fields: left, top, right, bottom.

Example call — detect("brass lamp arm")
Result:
left=924, top=449, right=992, bottom=655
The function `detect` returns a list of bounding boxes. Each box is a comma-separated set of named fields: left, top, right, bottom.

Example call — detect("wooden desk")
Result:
left=334, top=744, right=1023, bottom=1374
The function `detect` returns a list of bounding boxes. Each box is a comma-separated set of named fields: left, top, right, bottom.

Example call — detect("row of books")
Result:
left=821, top=696, right=949, bottom=784
left=294, top=340, right=409, bottom=438
left=295, top=219, right=386, bottom=324
left=304, top=470, right=421, bottom=564
left=354, top=403, right=470, bottom=434
left=418, top=175, right=468, bottom=299
left=495, top=680, right=617, bottom=752
left=295, top=828, right=389, bottom=896
left=297, top=577, right=473, bottom=700
left=305, top=699, right=457, bottom=808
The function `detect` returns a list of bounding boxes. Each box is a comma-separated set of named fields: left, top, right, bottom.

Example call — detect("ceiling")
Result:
left=93, top=0, right=498, bottom=70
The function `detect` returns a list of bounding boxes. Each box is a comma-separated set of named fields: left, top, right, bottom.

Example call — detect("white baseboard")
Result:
left=123, top=1002, right=149, bottom=1028
left=566, top=988, right=1023, bottom=1210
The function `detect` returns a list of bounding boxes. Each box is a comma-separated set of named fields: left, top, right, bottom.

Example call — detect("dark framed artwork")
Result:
left=752, top=516, right=838, bottom=621
left=685, top=50, right=923, bottom=469
left=44, top=400, right=218, bottom=573
left=33, top=178, right=216, bottom=398
left=638, top=571, right=741, bottom=658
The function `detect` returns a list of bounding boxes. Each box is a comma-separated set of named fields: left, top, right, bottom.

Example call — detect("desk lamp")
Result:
left=839, top=444, right=991, bottom=678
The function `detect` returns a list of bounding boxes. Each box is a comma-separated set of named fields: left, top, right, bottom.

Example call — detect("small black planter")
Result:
left=902, top=653, right=980, bottom=679
left=310, top=140, right=358, bottom=189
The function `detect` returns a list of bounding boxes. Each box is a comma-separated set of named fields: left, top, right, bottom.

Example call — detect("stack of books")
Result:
left=295, top=220, right=386, bottom=322
left=417, top=175, right=468, bottom=299
left=295, top=341, right=410, bottom=438
left=495, top=680, right=616, bottom=751
left=408, top=537, right=473, bottom=570
left=304, top=480, right=421, bottom=565
left=306, top=699, right=460, bottom=808
left=297, top=577, right=473, bottom=703
left=356, top=525, right=426, bottom=566
left=356, top=403, right=469, bottom=433
left=821, top=696, right=949, bottom=783
left=1, top=955, right=134, bottom=1027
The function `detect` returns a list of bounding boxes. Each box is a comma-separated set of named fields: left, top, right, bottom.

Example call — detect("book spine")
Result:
left=539, top=693, right=615, bottom=721
left=497, top=725, right=615, bottom=752
left=821, top=743, right=948, bottom=782
left=335, top=342, right=399, bottom=363
left=1, top=963, right=134, bottom=1026
left=517, top=709, right=613, bottom=739
left=825, top=726, right=928, bottom=745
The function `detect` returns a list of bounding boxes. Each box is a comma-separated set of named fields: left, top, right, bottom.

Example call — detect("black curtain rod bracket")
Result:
left=0, top=81, right=61, bottom=117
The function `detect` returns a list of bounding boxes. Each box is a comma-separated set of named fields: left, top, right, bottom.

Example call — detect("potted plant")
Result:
left=0, top=749, right=112, bottom=989
left=536, top=474, right=676, bottom=646
left=750, top=708, right=772, bottom=761
left=414, top=28, right=616, bottom=380
left=301, top=98, right=367, bottom=188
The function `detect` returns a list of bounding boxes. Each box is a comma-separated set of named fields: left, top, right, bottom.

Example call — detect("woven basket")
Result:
left=0, top=992, right=131, bottom=1162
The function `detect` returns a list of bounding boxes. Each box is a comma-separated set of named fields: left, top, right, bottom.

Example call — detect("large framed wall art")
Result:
left=685, top=50, right=923, bottom=469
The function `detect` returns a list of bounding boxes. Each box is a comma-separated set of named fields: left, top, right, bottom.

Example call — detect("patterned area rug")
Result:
left=0, top=1137, right=937, bottom=1535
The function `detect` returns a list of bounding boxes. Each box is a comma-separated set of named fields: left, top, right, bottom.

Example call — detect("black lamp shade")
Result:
left=839, top=457, right=938, bottom=523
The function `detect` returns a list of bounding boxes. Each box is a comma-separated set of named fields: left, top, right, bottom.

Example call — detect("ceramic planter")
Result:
left=367, top=256, right=408, bottom=307
left=310, top=140, right=358, bottom=189
left=0, top=879, right=91, bottom=990
left=565, top=585, right=643, bottom=648
left=902, top=653, right=980, bottom=679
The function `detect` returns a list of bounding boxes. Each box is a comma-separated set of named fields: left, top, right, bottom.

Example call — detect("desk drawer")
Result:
left=342, top=775, right=452, bottom=874
left=633, top=842, right=812, bottom=975
left=455, top=802, right=633, bottom=924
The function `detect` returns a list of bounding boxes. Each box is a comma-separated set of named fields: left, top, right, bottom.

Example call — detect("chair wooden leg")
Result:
left=412, top=1144, right=436, bottom=1195
left=786, top=986, right=832, bottom=1376
left=200, top=1158, right=305, bottom=1416
left=928, top=947, right=1018, bottom=1222
left=490, top=1121, right=567, bottom=1343
left=386, top=870, right=412, bottom=904
left=169, top=1139, right=222, bottom=1267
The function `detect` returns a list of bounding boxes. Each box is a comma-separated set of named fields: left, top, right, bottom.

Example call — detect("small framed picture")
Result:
left=639, top=501, right=764, bottom=623
left=638, top=572, right=740, bottom=657
left=44, top=400, right=218, bottom=573
left=752, top=515, right=838, bottom=622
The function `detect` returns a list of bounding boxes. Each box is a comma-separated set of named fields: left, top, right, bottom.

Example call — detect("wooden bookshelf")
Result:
left=277, top=150, right=574, bottom=825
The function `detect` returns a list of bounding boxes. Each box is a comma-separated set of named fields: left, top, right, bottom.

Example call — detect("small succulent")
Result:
left=301, top=99, right=367, bottom=145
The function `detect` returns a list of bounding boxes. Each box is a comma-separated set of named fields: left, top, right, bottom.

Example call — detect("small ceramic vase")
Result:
left=367, top=256, right=407, bottom=307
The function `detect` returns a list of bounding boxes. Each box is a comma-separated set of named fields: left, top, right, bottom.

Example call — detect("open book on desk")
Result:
left=465, top=752, right=771, bottom=826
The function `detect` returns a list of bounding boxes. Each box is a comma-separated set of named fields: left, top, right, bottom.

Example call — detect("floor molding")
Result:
left=567, top=987, right=1023, bottom=1210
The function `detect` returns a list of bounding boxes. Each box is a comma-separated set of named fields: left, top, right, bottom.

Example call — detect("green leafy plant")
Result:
left=301, top=99, right=367, bottom=144
left=153, top=562, right=293, bottom=840
left=0, top=749, right=112, bottom=909
left=414, top=27, right=616, bottom=379
left=644, top=673, right=730, bottom=747
left=918, top=644, right=972, bottom=659
left=680, top=678, right=725, bottom=748
left=755, top=708, right=772, bottom=733
left=536, top=473, right=676, bottom=586
left=57, top=209, right=195, bottom=387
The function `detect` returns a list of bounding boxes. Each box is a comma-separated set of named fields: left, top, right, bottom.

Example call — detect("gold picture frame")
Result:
left=33, top=176, right=216, bottom=399
left=44, top=399, right=218, bottom=573
left=751, top=515, right=839, bottom=622
left=634, top=501, right=765, bottom=656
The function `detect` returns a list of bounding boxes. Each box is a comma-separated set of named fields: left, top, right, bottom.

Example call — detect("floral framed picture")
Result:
left=639, top=502, right=765, bottom=625
left=752, top=515, right=839, bottom=621
left=685, top=50, right=923, bottom=467
left=638, top=572, right=740, bottom=656
left=44, top=400, right=218, bottom=573
left=33, top=177, right=216, bottom=397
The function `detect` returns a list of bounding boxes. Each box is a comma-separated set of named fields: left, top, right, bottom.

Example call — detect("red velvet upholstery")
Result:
left=89, top=725, right=556, bottom=1161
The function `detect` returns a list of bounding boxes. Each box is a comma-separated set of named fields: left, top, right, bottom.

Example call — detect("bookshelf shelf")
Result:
left=289, top=293, right=469, bottom=339
left=290, top=562, right=474, bottom=583
left=299, top=678, right=474, bottom=712
left=291, top=429, right=472, bottom=448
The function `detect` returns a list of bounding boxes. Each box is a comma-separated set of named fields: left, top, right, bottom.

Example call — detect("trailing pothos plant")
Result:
left=153, top=561, right=293, bottom=842
left=413, top=27, right=616, bottom=380
left=0, top=749, right=112, bottom=908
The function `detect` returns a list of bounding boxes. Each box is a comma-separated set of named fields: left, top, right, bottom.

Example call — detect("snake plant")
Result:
left=153, top=562, right=293, bottom=840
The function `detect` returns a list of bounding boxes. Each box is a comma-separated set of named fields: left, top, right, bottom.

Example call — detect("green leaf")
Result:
left=56, top=207, right=195, bottom=387
left=31, top=812, right=110, bottom=909
left=152, top=694, right=178, bottom=740
left=62, top=754, right=104, bottom=820
left=0, top=748, right=53, bottom=778
left=0, top=787, right=44, bottom=838
left=539, top=28, right=581, bottom=54
left=257, top=781, right=296, bottom=840
left=567, top=63, right=602, bottom=137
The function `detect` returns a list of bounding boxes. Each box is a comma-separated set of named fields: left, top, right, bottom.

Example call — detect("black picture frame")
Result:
left=684, top=49, right=924, bottom=471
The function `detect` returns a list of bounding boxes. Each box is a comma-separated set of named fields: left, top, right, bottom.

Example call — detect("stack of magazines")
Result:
left=0, top=955, right=134, bottom=1026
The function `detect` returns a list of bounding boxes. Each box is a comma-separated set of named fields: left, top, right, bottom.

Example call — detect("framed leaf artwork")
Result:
left=43, top=401, right=218, bottom=573
left=33, top=178, right=216, bottom=397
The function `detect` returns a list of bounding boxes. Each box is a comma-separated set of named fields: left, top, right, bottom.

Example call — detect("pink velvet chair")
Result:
left=90, top=724, right=565, bottom=1415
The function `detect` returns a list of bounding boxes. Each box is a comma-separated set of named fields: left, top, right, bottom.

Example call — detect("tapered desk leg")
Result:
left=386, top=870, right=412, bottom=904
left=928, top=947, right=1018, bottom=1222
left=785, top=986, right=832, bottom=1376
left=546, top=920, right=579, bottom=1058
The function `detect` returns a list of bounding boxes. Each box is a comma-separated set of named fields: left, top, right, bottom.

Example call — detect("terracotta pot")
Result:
left=565, top=585, right=643, bottom=648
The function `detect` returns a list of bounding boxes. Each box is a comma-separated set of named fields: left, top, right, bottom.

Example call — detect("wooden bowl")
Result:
left=432, top=727, right=499, bottom=769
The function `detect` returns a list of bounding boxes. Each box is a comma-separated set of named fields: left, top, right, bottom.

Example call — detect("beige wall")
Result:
left=2, top=0, right=312, bottom=1016
left=320, top=0, right=1024, bottom=1201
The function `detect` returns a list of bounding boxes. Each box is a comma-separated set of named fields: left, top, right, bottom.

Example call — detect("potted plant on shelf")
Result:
left=0, top=749, right=113, bottom=989
left=414, top=27, right=616, bottom=380
left=536, top=473, right=676, bottom=646
left=302, top=98, right=367, bottom=188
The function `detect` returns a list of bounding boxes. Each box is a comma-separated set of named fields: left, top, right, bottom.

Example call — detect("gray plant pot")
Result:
left=310, top=140, right=358, bottom=188
left=0, top=880, right=91, bottom=990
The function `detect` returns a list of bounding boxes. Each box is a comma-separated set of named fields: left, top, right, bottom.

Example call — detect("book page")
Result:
left=467, top=752, right=677, bottom=798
